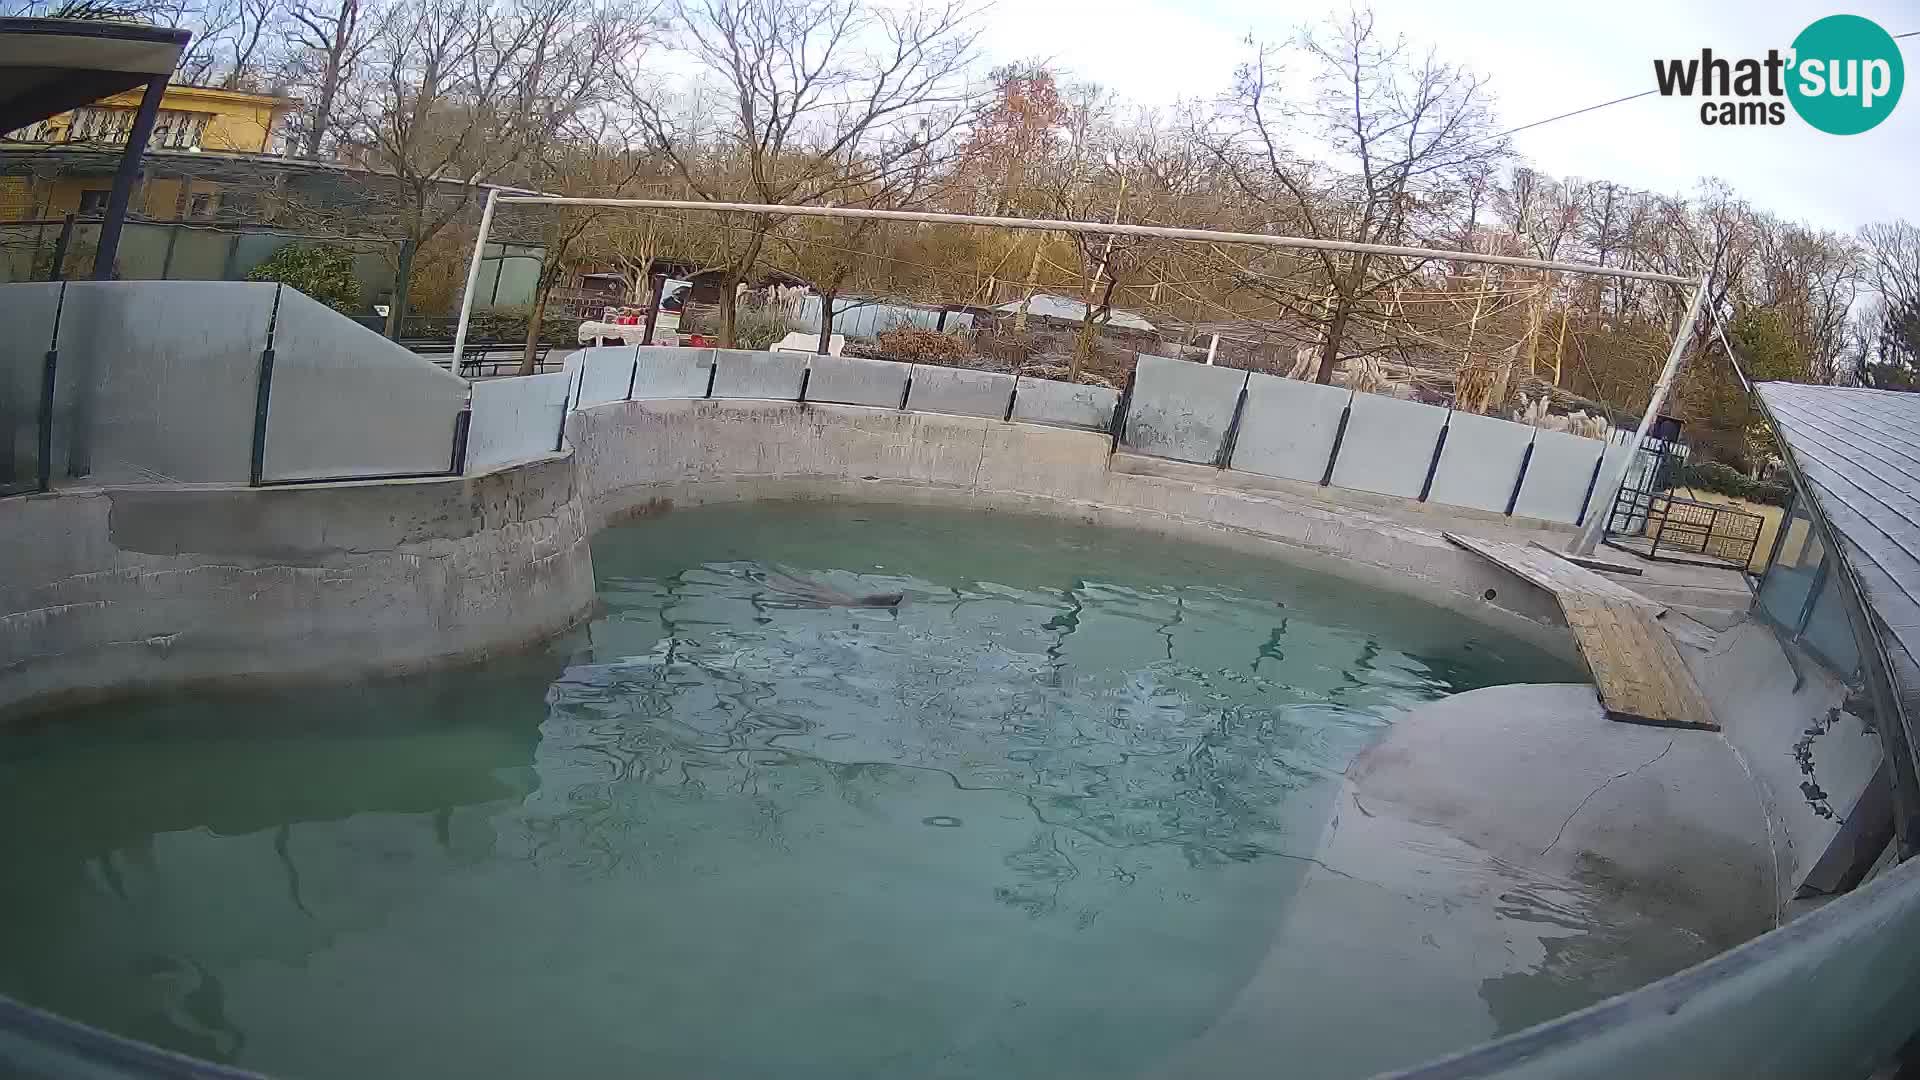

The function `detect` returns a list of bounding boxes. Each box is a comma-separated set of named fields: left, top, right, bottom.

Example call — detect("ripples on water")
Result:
left=0, top=503, right=1581, bottom=1080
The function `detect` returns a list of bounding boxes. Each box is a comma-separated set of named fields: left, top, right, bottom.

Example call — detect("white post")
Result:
left=1570, top=272, right=1711, bottom=556
left=451, top=187, right=501, bottom=374
left=1206, top=333, right=1219, bottom=365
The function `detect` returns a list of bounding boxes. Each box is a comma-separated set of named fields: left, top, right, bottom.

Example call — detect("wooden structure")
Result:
left=1446, top=533, right=1718, bottom=730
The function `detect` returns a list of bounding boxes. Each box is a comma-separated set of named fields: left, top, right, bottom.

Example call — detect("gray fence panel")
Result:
left=573, top=346, right=639, bottom=408
left=907, top=365, right=1014, bottom=419
left=1328, top=392, right=1451, bottom=499
left=1513, top=428, right=1607, bottom=524
left=1229, top=372, right=1352, bottom=482
left=1426, top=411, right=1537, bottom=513
left=805, top=354, right=911, bottom=408
left=1122, top=354, right=1249, bottom=464
left=0, top=283, right=61, bottom=493
left=629, top=347, right=715, bottom=400
left=790, top=296, right=972, bottom=337
left=712, top=349, right=807, bottom=400
left=261, top=288, right=468, bottom=481
left=467, top=372, right=570, bottom=472
left=1010, top=377, right=1119, bottom=431
left=1583, top=435, right=1640, bottom=528
left=53, top=281, right=275, bottom=485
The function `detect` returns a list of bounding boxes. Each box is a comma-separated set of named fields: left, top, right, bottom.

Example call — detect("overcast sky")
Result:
left=973, top=0, right=1918, bottom=235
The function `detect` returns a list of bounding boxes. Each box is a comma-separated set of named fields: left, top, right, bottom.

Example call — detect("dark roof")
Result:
left=1757, top=382, right=1920, bottom=685
left=0, top=17, right=188, bottom=133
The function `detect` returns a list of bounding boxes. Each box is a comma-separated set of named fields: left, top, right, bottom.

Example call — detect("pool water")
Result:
left=0, top=502, right=1583, bottom=1079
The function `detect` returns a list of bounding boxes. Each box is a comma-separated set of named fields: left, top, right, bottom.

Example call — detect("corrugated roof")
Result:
left=1757, top=382, right=1920, bottom=675
left=991, top=293, right=1155, bottom=333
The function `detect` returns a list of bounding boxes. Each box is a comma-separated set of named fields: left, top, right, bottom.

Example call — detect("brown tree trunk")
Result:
left=718, top=276, right=738, bottom=348
left=1070, top=277, right=1118, bottom=383
left=1316, top=294, right=1354, bottom=384
left=518, top=286, right=550, bottom=376
left=816, top=291, right=835, bottom=354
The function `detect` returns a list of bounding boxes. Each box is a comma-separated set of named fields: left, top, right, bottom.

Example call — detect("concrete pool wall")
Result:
left=0, top=453, right=593, bottom=714
left=0, top=389, right=1589, bottom=715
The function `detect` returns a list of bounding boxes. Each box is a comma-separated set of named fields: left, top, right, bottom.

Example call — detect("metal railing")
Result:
left=1605, top=485, right=1766, bottom=571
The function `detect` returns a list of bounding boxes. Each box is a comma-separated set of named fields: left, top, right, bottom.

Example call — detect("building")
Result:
left=1, top=83, right=294, bottom=223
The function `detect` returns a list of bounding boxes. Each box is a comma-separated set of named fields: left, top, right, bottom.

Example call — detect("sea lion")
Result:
left=756, top=568, right=903, bottom=608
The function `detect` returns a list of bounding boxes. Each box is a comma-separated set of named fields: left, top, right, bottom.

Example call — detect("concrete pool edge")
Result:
left=567, top=398, right=1580, bottom=664
left=0, top=396, right=1597, bottom=717
left=0, top=452, right=595, bottom=716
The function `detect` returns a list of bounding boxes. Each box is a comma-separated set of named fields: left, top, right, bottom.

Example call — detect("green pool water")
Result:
left=0, top=502, right=1586, bottom=1079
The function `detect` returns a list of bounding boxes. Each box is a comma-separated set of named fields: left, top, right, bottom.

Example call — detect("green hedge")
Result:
left=1679, top=460, right=1791, bottom=508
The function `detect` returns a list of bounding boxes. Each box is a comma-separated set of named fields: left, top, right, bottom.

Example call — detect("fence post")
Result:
left=34, top=282, right=63, bottom=492
left=1418, top=413, right=1451, bottom=502
left=449, top=408, right=471, bottom=475
left=1320, top=399, right=1353, bottom=486
left=1214, top=377, right=1250, bottom=469
left=248, top=287, right=283, bottom=486
left=1109, top=367, right=1136, bottom=450
left=1504, top=439, right=1536, bottom=516
left=1574, top=452, right=1608, bottom=528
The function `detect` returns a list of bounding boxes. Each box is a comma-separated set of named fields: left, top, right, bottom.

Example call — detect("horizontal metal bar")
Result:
left=490, top=197, right=1693, bottom=286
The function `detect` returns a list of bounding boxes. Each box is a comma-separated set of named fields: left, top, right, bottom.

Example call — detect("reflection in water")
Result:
left=0, top=503, right=1595, bottom=1080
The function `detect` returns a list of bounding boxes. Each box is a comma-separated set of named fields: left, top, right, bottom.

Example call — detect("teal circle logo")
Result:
left=1787, top=14, right=1903, bottom=134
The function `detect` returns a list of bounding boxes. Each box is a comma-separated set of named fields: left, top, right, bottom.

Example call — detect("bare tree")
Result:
left=329, top=0, right=648, bottom=333
left=1213, top=8, right=1509, bottom=383
left=282, top=0, right=382, bottom=158
left=625, top=0, right=980, bottom=346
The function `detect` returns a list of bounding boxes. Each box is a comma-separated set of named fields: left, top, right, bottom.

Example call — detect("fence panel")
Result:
left=0, top=283, right=62, bottom=495
left=907, top=365, right=1014, bottom=419
left=788, top=296, right=972, bottom=337
left=1426, top=411, right=1536, bottom=513
left=1513, top=429, right=1607, bottom=524
left=1011, top=377, right=1119, bottom=431
left=1122, top=354, right=1248, bottom=464
left=261, top=288, right=468, bottom=482
left=712, top=349, right=807, bottom=400
left=467, top=372, right=570, bottom=472
left=627, top=347, right=714, bottom=400
left=573, top=346, right=639, bottom=408
left=805, top=354, right=911, bottom=408
left=1328, top=393, right=1450, bottom=499
left=52, top=281, right=275, bottom=485
left=1229, top=372, right=1351, bottom=482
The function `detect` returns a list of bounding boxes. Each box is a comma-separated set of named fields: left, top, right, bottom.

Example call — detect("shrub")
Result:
left=1675, top=460, right=1791, bottom=507
left=871, top=327, right=973, bottom=366
left=247, top=243, right=362, bottom=313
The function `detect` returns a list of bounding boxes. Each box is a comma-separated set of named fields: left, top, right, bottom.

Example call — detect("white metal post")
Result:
left=1570, top=273, right=1711, bottom=556
left=1206, top=333, right=1219, bottom=365
left=451, top=187, right=501, bottom=373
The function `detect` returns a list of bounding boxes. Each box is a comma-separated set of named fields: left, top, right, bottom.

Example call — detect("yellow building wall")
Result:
left=2, top=85, right=284, bottom=224
left=31, top=85, right=292, bottom=154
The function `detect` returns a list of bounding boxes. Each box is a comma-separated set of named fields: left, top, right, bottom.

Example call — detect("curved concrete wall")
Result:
left=0, top=453, right=594, bottom=714
left=565, top=397, right=1576, bottom=661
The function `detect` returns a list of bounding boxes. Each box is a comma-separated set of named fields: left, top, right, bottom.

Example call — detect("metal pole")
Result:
left=452, top=187, right=500, bottom=372
left=1571, top=273, right=1710, bottom=556
left=94, top=75, right=169, bottom=281
left=495, top=196, right=1692, bottom=286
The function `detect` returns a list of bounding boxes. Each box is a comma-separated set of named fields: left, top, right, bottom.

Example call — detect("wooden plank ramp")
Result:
left=1446, top=532, right=1718, bottom=731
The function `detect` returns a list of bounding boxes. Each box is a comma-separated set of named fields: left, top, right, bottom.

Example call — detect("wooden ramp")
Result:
left=1446, top=533, right=1718, bottom=731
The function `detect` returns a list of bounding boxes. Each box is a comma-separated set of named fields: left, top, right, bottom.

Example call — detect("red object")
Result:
left=688, top=334, right=715, bottom=347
